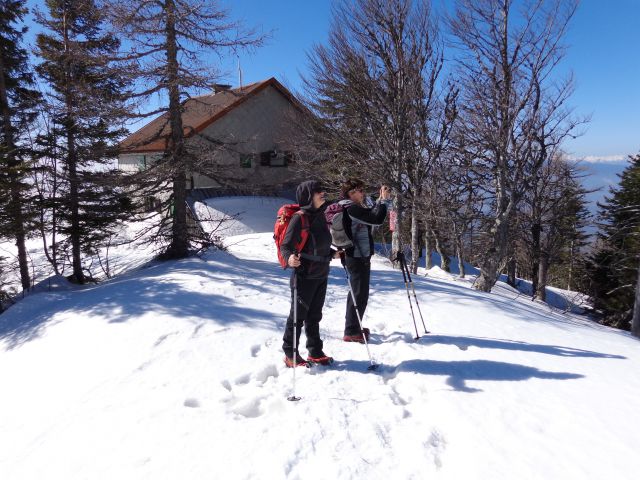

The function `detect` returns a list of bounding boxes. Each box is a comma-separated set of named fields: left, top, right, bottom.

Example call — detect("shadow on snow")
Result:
left=349, top=265, right=598, bottom=331
left=334, top=357, right=585, bottom=393
left=417, top=334, right=626, bottom=359
left=0, top=252, right=289, bottom=350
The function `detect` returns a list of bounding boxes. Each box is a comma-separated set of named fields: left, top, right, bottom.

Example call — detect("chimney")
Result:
left=213, top=83, right=232, bottom=94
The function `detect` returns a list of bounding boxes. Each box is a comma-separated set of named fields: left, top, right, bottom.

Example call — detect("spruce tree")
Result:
left=517, top=157, right=591, bottom=301
left=34, top=0, right=132, bottom=284
left=110, top=0, right=264, bottom=259
left=0, top=0, right=41, bottom=292
left=588, top=154, right=640, bottom=330
left=536, top=162, right=591, bottom=301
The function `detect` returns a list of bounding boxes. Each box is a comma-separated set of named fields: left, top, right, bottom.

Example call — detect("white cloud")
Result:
left=571, top=154, right=627, bottom=164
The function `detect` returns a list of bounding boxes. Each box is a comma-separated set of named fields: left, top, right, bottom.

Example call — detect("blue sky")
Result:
left=220, top=0, right=639, bottom=164
left=21, top=0, right=638, bottom=165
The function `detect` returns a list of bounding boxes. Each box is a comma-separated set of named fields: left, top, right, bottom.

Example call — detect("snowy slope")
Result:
left=1, top=198, right=639, bottom=480
left=0, top=216, right=160, bottom=296
left=196, top=196, right=292, bottom=237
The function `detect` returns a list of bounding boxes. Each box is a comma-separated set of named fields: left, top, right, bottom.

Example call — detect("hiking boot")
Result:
left=307, top=354, right=334, bottom=365
left=343, top=328, right=370, bottom=343
left=343, top=334, right=365, bottom=343
left=284, top=353, right=308, bottom=368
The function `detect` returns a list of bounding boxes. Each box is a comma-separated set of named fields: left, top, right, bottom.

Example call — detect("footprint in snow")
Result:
left=425, top=429, right=447, bottom=470
left=389, top=385, right=409, bottom=407
left=234, top=373, right=251, bottom=385
left=219, top=363, right=278, bottom=391
left=254, top=363, right=280, bottom=384
left=220, top=382, right=268, bottom=418
left=218, top=363, right=281, bottom=419
left=227, top=396, right=264, bottom=418
left=228, top=364, right=280, bottom=388
left=184, top=398, right=201, bottom=408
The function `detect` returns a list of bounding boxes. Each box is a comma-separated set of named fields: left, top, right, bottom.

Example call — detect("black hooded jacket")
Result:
left=280, top=181, right=333, bottom=279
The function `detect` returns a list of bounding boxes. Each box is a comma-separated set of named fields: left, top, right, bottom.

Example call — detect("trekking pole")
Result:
left=398, top=252, right=429, bottom=334
left=395, top=252, right=420, bottom=340
left=341, top=257, right=378, bottom=371
left=287, top=268, right=301, bottom=401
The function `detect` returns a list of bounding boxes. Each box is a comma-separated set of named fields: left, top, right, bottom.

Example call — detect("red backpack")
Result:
left=273, top=204, right=310, bottom=268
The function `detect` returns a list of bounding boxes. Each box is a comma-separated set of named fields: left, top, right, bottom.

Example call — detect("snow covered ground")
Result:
left=0, top=216, right=160, bottom=298
left=1, top=197, right=639, bottom=479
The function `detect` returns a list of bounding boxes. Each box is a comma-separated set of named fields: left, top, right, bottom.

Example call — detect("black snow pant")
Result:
left=344, top=256, right=371, bottom=336
left=282, top=273, right=328, bottom=359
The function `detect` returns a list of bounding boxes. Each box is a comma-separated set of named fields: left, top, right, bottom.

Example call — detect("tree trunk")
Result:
left=456, top=237, right=466, bottom=278
left=475, top=211, right=511, bottom=292
left=567, top=237, right=575, bottom=291
left=391, top=193, right=403, bottom=264
left=0, top=54, right=31, bottom=290
left=530, top=222, right=541, bottom=297
left=431, top=228, right=450, bottom=272
left=59, top=14, right=84, bottom=284
left=424, top=229, right=433, bottom=270
left=41, top=154, right=61, bottom=275
left=165, top=0, right=189, bottom=259
left=506, top=257, right=516, bottom=288
left=66, top=125, right=83, bottom=283
left=535, top=251, right=549, bottom=302
left=632, top=257, right=640, bottom=338
left=409, top=200, right=419, bottom=274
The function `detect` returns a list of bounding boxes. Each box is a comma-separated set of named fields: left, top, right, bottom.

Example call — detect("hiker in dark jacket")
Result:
left=340, top=178, right=391, bottom=343
left=280, top=180, right=337, bottom=367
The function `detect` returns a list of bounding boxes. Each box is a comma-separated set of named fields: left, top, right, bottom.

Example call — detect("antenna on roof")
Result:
left=238, top=56, right=243, bottom=91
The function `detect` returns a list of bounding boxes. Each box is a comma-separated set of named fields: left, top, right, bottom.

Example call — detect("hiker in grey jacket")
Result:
left=339, top=178, right=391, bottom=342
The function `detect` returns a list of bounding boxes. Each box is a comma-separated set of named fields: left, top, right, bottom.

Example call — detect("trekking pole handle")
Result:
left=289, top=249, right=302, bottom=269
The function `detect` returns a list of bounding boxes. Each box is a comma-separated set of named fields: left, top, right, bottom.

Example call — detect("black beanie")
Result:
left=296, top=180, right=322, bottom=207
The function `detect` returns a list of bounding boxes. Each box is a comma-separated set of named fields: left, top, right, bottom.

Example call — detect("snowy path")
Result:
left=1, top=231, right=639, bottom=479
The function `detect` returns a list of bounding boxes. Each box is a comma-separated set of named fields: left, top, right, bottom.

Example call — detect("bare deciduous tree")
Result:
left=303, top=0, right=452, bottom=262
left=449, top=0, right=585, bottom=292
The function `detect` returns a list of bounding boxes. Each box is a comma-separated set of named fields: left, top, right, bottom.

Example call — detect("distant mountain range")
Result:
left=580, top=159, right=629, bottom=213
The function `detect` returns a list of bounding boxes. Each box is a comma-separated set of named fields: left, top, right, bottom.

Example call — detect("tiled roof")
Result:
left=120, top=77, right=300, bottom=153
